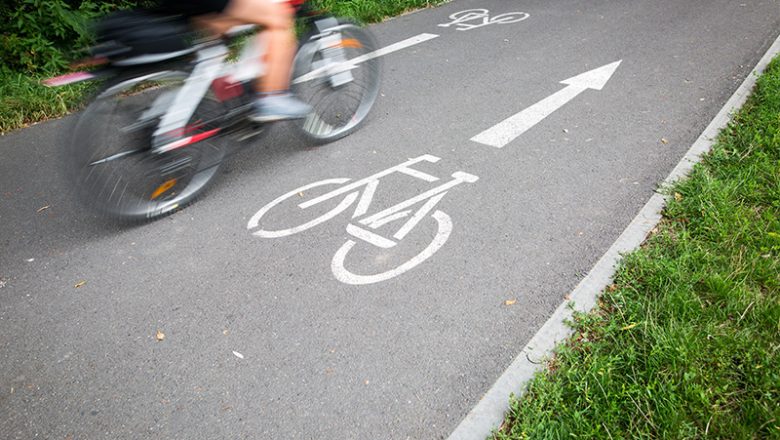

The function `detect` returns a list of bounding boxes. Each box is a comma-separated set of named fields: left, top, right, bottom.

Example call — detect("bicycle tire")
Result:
left=291, top=20, right=381, bottom=144
left=65, top=70, right=226, bottom=223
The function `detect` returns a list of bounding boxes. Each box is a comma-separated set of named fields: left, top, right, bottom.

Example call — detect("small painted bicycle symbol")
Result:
left=247, top=155, right=478, bottom=285
left=438, top=9, right=530, bottom=31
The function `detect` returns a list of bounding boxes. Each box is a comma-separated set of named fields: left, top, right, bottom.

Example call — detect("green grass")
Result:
left=0, top=0, right=448, bottom=135
left=311, top=0, right=446, bottom=23
left=0, top=69, right=95, bottom=133
left=495, top=57, right=780, bottom=439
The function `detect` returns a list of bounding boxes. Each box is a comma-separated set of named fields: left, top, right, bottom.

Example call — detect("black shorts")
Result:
left=158, top=0, right=230, bottom=17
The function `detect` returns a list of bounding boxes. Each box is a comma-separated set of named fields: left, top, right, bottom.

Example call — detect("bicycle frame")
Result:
left=44, top=15, right=358, bottom=154
left=297, top=155, right=478, bottom=248
left=149, top=17, right=357, bottom=153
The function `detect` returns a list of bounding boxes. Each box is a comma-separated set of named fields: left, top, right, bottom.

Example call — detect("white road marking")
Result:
left=293, top=33, right=439, bottom=84
left=471, top=60, right=622, bottom=148
left=350, top=33, right=439, bottom=64
left=331, top=210, right=453, bottom=285
left=248, top=156, right=478, bottom=284
left=438, top=9, right=530, bottom=32
left=247, top=178, right=356, bottom=238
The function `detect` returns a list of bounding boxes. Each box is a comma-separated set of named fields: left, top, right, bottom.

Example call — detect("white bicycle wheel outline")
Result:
left=332, top=210, right=452, bottom=285
left=491, top=12, right=530, bottom=25
left=247, top=178, right=358, bottom=238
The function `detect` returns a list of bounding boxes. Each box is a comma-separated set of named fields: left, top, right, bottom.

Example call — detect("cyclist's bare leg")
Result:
left=198, top=0, right=311, bottom=120
left=196, top=0, right=295, bottom=93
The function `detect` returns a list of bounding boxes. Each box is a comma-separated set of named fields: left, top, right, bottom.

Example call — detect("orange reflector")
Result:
left=151, top=179, right=177, bottom=200
left=331, top=39, right=363, bottom=49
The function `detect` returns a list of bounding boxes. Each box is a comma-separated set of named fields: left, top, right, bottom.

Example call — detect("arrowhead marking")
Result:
left=560, top=60, right=622, bottom=91
left=471, top=59, right=623, bottom=148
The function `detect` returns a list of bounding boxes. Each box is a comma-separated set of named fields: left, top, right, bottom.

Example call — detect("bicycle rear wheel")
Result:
left=65, top=70, right=226, bottom=222
left=292, top=21, right=381, bottom=144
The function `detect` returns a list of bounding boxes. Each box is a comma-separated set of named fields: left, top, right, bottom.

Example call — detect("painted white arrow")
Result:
left=293, top=33, right=439, bottom=84
left=471, top=60, right=622, bottom=148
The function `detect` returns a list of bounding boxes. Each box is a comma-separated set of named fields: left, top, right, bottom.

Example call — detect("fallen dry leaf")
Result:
left=155, top=330, right=165, bottom=341
left=608, top=284, right=618, bottom=292
left=74, top=281, right=86, bottom=288
left=36, top=205, right=50, bottom=213
left=674, top=192, right=683, bottom=202
left=504, top=299, right=517, bottom=306
left=661, top=138, right=669, bottom=144
left=298, top=192, right=304, bottom=197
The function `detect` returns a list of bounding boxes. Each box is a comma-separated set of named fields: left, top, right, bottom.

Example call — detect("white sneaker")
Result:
left=249, top=93, right=312, bottom=122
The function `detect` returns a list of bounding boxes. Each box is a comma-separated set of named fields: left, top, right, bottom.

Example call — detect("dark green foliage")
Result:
left=0, top=0, right=136, bottom=132
left=0, top=0, right=137, bottom=74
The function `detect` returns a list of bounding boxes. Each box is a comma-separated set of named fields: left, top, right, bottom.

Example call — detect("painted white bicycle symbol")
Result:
left=438, top=8, right=530, bottom=31
left=247, top=155, right=478, bottom=285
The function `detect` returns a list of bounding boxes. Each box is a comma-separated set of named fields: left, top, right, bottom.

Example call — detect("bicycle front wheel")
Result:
left=65, top=70, right=226, bottom=223
left=292, top=21, right=381, bottom=144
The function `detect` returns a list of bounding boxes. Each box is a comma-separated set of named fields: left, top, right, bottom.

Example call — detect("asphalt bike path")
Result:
left=1, top=0, right=779, bottom=438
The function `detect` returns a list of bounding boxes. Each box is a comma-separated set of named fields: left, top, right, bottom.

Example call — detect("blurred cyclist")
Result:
left=160, top=0, right=312, bottom=122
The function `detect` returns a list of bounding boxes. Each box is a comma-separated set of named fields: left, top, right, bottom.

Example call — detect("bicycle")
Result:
left=45, top=3, right=380, bottom=222
left=247, top=154, right=479, bottom=285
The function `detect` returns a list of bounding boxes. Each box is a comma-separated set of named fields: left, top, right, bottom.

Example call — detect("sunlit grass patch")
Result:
left=0, top=70, right=94, bottom=133
left=494, top=56, right=780, bottom=439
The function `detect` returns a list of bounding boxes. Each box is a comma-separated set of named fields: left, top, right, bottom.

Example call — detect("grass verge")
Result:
left=0, top=0, right=447, bottom=135
left=494, top=56, right=780, bottom=439
left=0, top=69, right=95, bottom=133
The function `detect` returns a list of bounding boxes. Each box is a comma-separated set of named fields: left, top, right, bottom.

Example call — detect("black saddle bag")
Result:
left=93, top=10, right=190, bottom=60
